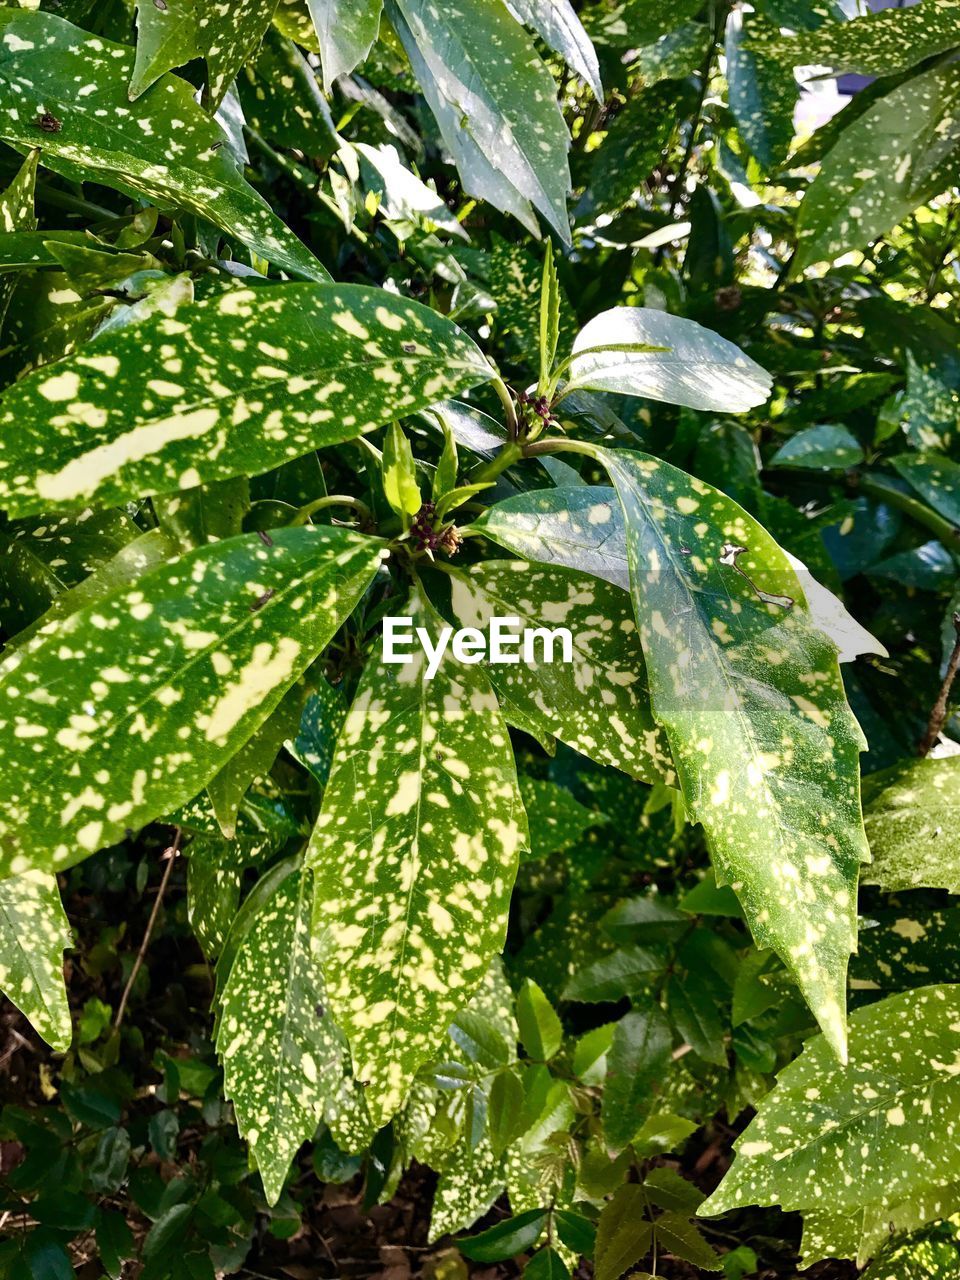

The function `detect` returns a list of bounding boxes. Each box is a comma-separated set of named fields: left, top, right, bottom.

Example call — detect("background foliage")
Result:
left=1, top=0, right=960, bottom=1277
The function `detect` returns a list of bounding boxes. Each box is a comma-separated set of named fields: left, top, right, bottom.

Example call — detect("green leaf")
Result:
left=218, top=864, right=373, bottom=1205
left=510, top=0, right=601, bottom=100
left=653, top=1214, right=721, bottom=1271
left=770, top=424, right=864, bottom=471
left=307, top=586, right=528, bottom=1126
left=667, top=973, right=727, bottom=1066
left=131, top=0, right=280, bottom=108
left=564, top=946, right=664, bottom=1004
left=0, top=871, right=72, bottom=1051
left=538, top=240, right=561, bottom=393
left=595, top=447, right=870, bottom=1061
left=643, top=1168, right=704, bottom=1215
left=386, top=0, right=572, bottom=241
left=471, top=487, right=628, bottom=590
left=565, top=308, right=772, bottom=412
left=0, top=526, right=383, bottom=876
left=0, top=10, right=326, bottom=283
left=439, top=559, right=674, bottom=783
left=525, top=1247, right=571, bottom=1280
left=153, top=477, right=250, bottom=553
left=96, top=1208, right=135, bottom=1280
left=458, top=1208, right=548, bottom=1262
left=308, top=0, right=381, bottom=92
left=795, top=63, right=960, bottom=270
left=0, top=149, right=39, bottom=332
left=287, top=679, right=348, bottom=790
left=516, top=978, right=563, bottom=1062
left=700, top=984, right=960, bottom=1219
left=891, top=452, right=960, bottom=526
left=0, top=283, right=491, bottom=516
left=852, top=908, right=960, bottom=996
left=861, top=756, right=960, bottom=893
left=588, top=84, right=681, bottom=213
left=724, top=11, right=797, bottom=170
left=594, top=1185, right=653, bottom=1280
left=382, top=421, right=423, bottom=522
left=765, top=0, right=960, bottom=78
left=602, top=1005, right=673, bottom=1152
left=355, top=142, right=468, bottom=241
left=487, top=1067, right=526, bottom=1155
left=900, top=352, right=960, bottom=453
left=238, top=29, right=338, bottom=157
left=519, top=777, right=605, bottom=862
left=432, top=419, right=459, bottom=504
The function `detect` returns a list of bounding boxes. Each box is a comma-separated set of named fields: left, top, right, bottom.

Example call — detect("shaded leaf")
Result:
left=0, top=871, right=72, bottom=1051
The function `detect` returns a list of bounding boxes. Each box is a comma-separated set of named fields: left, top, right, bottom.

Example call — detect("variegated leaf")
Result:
left=132, top=0, right=280, bottom=108
left=0, top=870, right=72, bottom=1051
left=701, top=986, right=960, bottom=1219
left=308, top=0, right=382, bottom=92
left=437, top=559, right=674, bottom=784
left=307, top=586, right=527, bottom=1127
left=219, top=864, right=374, bottom=1204
left=0, top=9, right=325, bottom=282
left=0, top=283, right=491, bottom=516
left=0, top=526, right=383, bottom=876
left=594, top=448, right=870, bottom=1060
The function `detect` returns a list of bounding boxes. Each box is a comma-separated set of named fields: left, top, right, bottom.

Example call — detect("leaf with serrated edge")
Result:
left=307, top=585, right=527, bottom=1127
left=441, top=559, right=674, bottom=784
left=701, top=985, right=960, bottom=1219
left=132, top=0, right=280, bottom=108
left=0, top=526, right=383, bottom=876
left=593, top=447, right=870, bottom=1061
left=0, top=871, right=72, bottom=1051
left=385, top=0, right=571, bottom=241
left=219, top=864, right=373, bottom=1204
left=0, top=283, right=491, bottom=517
left=308, top=0, right=382, bottom=93
left=0, top=10, right=325, bottom=282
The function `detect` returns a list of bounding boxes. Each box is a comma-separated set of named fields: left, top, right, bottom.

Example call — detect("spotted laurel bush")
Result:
left=1, top=2, right=960, bottom=1277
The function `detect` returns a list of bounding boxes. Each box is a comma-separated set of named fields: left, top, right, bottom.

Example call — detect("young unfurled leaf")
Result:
left=218, top=865, right=373, bottom=1204
left=538, top=240, right=562, bottom=394
left=438, top=559, right=674, bottom=783
left=595, top=448, right=870, bottom=1061
left=385, top=0, right=571, bottom=241
left=0, top=871, right=73, bottom=1052
left=861, top=756, right=960, bottom=894
left=700, top=985, right=960, bottom=1220
left=0, top=10, right=326, bottom=282
left=308, top=586, right=528, bottom=1127
left=472, top=487, right=629, bottom=590
left=564, top=308, right=772, bottom=412
left=382, top=421, right=423, bottom=524
left=0, top=283, right=491, bottom=516
left=0, top=526, right=383, bottom=876
left=432, top=419, right=459, bottom=503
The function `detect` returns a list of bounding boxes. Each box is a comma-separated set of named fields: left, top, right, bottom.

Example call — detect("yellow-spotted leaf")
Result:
left=861, top=756, right=960, bottom=894
left=0, top=283, right=492, bottom=517
left=436, top=560, right=674, bottom=784
left=0, top=526, right=384, bottom=877
left=595, top=448, right=870, bottom=1060
left=0, top=10, right=325, bottom=283
left=307, top=586, right=528, bottom=1127
left=308, top=0, right=382, bottom=92
left=219, top=864, right=374, bottom=1204
left=701, top=986, right=960, bottom=1219
left=0, top=870, right=72, bottom=1051
left=132, top=0, right=280, bottom=108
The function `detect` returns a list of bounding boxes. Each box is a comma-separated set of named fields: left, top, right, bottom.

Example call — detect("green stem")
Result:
left=859, top=474, right=960, bottom=553
left=290, top=494, right=372, bottom=526
left=490, top=372, right=520, bottom=440
left=467, top=441, right=524, bottom=485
